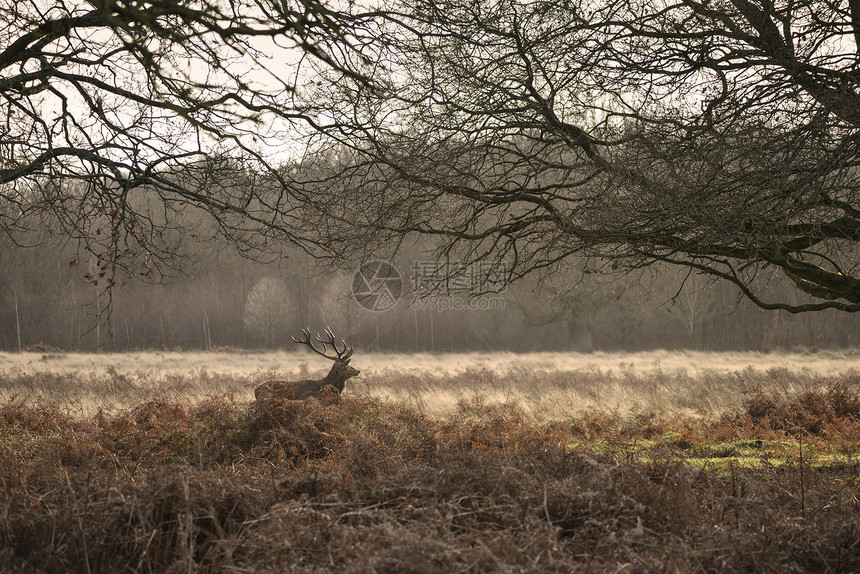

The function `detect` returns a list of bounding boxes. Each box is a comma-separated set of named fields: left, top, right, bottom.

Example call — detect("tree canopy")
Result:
left=294, top=0, right=860, bottom=312
left=4, top=0, right=860, bottom=313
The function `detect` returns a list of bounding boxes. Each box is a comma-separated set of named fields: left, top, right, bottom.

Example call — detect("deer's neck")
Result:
left=323, top=364, right=346, bottom=392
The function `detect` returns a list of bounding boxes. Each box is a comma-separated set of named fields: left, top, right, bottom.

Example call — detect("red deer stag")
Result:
left=254, top=327, right=360, bottom=401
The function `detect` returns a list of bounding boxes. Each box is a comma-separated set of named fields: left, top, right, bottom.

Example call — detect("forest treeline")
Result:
left=1, top=228, right=858, bottom=353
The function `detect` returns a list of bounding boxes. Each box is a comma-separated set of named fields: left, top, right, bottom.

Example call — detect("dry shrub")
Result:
left=800, top=381, right=860, bottom=419
left=0, top=392, right=859, bottom=573
left=246, top=395, right=352, bottom=467
left=130, top=396, right=189, bottom=427
left=447, top=396, right=572, bottom=453
left=732, top=381, right=860, bottom=436
left=569, top=407, right=614, bottom=438
left=568, top=408, right=665, bottom=443
left=0, top=399, right=75, bottom=432
left=2, top=465, right=267, bottom=572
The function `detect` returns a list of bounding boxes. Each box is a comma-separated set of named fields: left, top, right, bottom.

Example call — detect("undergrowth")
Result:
left=0, top=383, right=858, bottom=572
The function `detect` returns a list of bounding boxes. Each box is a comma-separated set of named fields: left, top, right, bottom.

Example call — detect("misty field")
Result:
left=1, top=350, right=859, bottom=572
left=3, top=348, right=860, bottom=418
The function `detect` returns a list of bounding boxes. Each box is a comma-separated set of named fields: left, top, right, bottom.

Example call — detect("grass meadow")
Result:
left=4, top=348, right=860, bottom=417
left=1, top=349, right=859, bottom=572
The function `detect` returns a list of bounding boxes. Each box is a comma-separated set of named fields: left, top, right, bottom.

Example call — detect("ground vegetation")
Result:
left=1, top=363, right=859, bottom=572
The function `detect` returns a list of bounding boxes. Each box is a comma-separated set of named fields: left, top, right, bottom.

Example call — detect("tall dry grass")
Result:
left=1, top=349, right=859, bottom=418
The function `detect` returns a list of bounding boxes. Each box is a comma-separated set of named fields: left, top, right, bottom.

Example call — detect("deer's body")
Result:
left=254, top=327, right=360, bottom=402
left=255, top=360, right=360, bottom=401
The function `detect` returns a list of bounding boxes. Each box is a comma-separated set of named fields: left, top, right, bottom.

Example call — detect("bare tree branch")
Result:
left=293, top=0, right=860, bottom=312
left=0, top=0, right=368, bottom=288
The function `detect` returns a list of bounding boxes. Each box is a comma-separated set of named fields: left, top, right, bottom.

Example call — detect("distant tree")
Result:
left=295, top=0, right=860, bottom=313
left=243, top=277, right=292, bottom=346
left=315, top=272, right=368, bottom=338
left=508, top=272, right=628, bottom=351
left=662, top=269, right=721, bottom=347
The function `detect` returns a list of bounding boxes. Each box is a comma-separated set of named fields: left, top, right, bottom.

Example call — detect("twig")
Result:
left=64, top=469, right=92, bottom=574
left=810, top=476, right=858, bottom=519
left=799, top=435, right=806, bottom=518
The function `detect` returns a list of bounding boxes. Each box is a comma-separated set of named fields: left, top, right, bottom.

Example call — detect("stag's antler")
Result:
left=291, top=327, right=353, bottom=361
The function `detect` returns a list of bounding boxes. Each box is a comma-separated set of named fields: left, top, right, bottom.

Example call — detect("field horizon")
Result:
left=5, top=347, right=860, bottom=375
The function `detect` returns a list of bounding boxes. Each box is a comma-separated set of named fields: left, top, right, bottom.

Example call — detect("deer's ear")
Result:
left=342, top=359, right=351, bottom=365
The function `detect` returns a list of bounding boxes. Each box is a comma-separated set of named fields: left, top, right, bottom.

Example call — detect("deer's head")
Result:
left=330, top=358, right=361, bottom=380
left=292, top=327, right=360, bottom=383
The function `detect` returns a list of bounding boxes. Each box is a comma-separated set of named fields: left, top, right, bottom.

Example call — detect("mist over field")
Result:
left=3, top=349, right=859, bottom=418
left=4, top=238, right=860, bottom=355
left=5, top=171, right=860, bottom=574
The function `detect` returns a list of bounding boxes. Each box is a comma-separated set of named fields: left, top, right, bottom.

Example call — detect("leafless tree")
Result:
left=8, top=0, right=860, bottom=315
left=0, top=0, right=367, bottom=288
left=294, top=0, right=860, bottom=312
left=510, top=277, right=623, bottom=352
left=315, top=272, right=368, bottom=338
left=243, top=276, right=291, bottom=345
